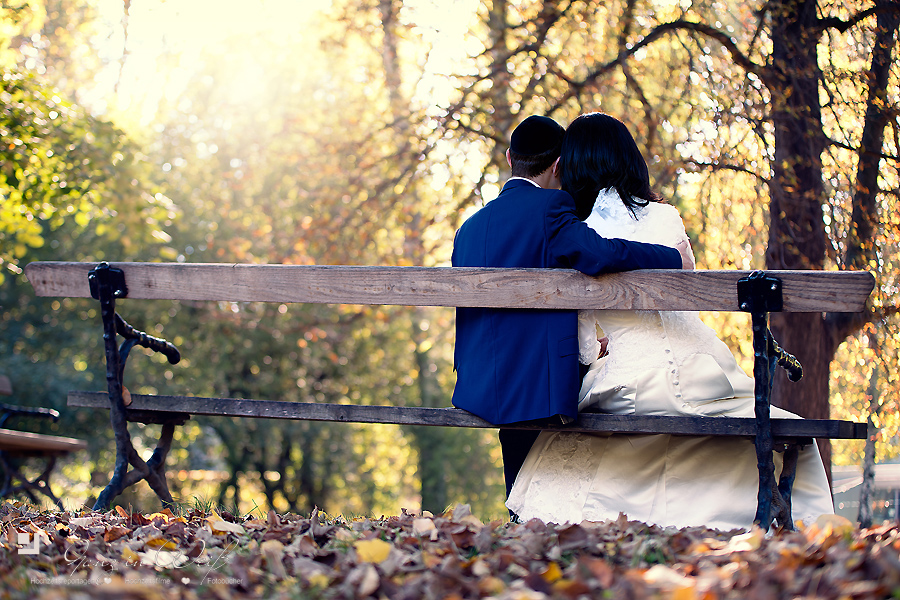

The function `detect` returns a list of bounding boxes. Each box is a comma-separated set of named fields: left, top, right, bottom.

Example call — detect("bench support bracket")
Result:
left=90, top=262, right=184, bottom=511
left=739, top=270, right=806, bottom=531
left=0, top=452, right=63, bottom=509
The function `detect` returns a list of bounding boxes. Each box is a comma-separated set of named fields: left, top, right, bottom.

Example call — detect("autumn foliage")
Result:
left=2, top=501, right=899, bottom=599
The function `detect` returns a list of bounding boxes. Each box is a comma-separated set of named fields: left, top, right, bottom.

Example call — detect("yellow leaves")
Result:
left=540, top=561, right=562, bottom=583
left=145, top=537, right=178, bottom=551
left=354, top=538, right=391, bottom=563
left=477, top=576, right=505, bottom=595
left=412, top=518, right=436, bottom=537
left=308, top=572, right=330, bottom=587
left=73, top=211, right=90, bottom=227
left=121, top=546, right=140, bottom=564
left=206, top=513, right=246, bottom=536
left=802, top=514, right=854, bottom=545
left=721, top=527, right=764, bottom=553
left=642, top=565, right=698, bottom=599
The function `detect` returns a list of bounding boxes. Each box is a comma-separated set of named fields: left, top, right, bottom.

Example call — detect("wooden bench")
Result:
left=25, top=261, right=875, bottom=529
left=0, top=375, right=87, bottom=509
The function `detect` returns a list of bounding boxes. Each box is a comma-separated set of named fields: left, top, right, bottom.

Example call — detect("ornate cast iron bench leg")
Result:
left=776, top=443, right=801, bottom=526
left=740, top=271, right=806, bottom=531
left=0, top=452, right=64, bottom=509
left=89, top=262, right=186, bottom=511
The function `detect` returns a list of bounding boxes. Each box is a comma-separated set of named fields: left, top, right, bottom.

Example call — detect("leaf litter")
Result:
left=1, top=500, right=898, bottom=599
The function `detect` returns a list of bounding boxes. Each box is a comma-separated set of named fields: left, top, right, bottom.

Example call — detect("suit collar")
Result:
left=503, top=177, right=543, bottom=191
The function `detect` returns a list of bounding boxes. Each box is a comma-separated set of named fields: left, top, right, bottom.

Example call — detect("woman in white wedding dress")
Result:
left=506, top=113, right=834, bottom=530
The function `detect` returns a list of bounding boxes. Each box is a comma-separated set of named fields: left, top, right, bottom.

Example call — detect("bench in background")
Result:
left=25, top=261, right=875, bottom=529
left=0, top=374, right=87, bottom=509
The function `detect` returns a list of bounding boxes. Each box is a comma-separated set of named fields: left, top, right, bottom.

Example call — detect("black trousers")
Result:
left=500, top=362, right=591, bottom=503
left=499, top=427, right=543, bottom=500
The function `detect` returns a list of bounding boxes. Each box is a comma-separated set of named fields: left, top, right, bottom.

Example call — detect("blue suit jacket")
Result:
left=451, top=179, right=682, bottom=424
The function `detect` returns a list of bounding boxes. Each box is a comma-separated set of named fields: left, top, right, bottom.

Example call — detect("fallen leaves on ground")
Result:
left=1, top=500, right=898, bottom=599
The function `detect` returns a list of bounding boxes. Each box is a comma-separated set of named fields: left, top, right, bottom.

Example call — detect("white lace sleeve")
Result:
left=578, top=310, right=601, bottom=364
left=642, top=203, right=695, bottom=269
left=649, top=203, right=691, bottom=248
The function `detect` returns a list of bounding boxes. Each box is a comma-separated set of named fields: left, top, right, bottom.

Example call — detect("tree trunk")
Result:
left=298, top=433, right=324, bottom=511
left=764, top=0, right=831, bottom=468
left=488, top=0, right=513, bottom=181
left=765, top=0, right=900, bottom=475
left=851, top=7, right=898, bottom=528
left=375, top=2, right=451, bottom=513
left=379, top=0, right=404, bottom=116
left=844, top=1, right=899, bottom=273
left=858, top=420, right=877, bottom=527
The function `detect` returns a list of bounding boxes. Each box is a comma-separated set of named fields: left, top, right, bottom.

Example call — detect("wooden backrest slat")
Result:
left=24, top=262, right=875, bottom=313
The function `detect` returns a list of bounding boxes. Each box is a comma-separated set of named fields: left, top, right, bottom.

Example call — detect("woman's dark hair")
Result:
left=560, top=112, right=661, bottom=220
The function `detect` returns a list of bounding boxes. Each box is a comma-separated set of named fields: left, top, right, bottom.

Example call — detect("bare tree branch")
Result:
left=817, top=4, right=898, bottom=34
left=547, top=19, right=765, bottom=114
left=683, top=159, right=770, bottom=183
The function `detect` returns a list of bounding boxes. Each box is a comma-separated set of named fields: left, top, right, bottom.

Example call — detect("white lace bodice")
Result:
left=583, top=188, right=688, bottom=248
left=577, top=189, right=747, bottom=412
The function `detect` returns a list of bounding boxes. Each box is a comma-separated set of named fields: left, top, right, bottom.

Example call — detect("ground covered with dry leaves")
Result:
left=2, top=501, right=899, bottom=599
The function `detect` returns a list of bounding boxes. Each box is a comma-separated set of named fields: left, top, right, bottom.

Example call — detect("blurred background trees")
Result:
left=1, top=0, right=897, bottom=521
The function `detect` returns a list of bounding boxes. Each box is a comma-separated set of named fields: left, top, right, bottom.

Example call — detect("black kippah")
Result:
left=509, top=115, right=565, bottom=156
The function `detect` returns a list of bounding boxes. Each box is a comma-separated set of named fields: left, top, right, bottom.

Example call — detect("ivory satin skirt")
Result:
left=506, top=356, right=835, bottom=530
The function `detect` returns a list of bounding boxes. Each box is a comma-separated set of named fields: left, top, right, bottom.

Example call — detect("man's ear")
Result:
left=506, top=148, right=512, bottom=168
left=552, top=157, right=561, bottom=176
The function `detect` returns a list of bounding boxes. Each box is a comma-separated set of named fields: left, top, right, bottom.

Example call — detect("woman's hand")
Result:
left=676, top=238, right=696, bottom=270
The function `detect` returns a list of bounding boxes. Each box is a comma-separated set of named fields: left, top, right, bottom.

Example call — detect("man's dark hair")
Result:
left=508, top=115, right=565, bottom=178
left=509, top=144, right=562, bottom=178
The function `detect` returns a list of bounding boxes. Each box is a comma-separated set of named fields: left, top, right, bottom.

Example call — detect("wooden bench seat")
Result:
left=25, top=261, right=875, bottom=529
left=0, top=428, right=87, bottom=456
left=68, top=391, right=866, bottom=440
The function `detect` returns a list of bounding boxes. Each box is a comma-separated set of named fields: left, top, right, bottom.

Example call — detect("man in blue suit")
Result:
left=451, top=115, right=687, bottom=501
